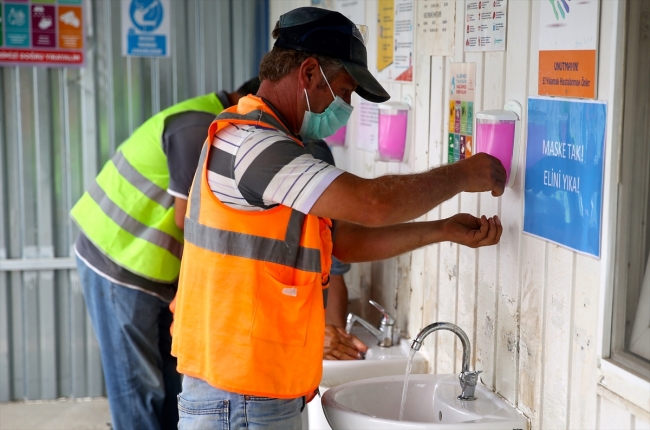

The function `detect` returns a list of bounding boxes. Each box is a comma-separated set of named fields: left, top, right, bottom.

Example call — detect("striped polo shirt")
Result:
left=206, top=123, right=344, bottom=214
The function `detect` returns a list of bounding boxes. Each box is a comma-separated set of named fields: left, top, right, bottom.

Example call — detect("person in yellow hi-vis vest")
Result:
left=172, top=7, right=507, bottom=429
left=69, top=78, right=260, bottom=430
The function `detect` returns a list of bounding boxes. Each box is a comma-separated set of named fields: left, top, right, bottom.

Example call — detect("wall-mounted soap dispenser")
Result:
left=324, top=125, right=347, bottom=147
left=475, top=100, right=522, bottom=188
left=377, top=101, right=411, bottom=162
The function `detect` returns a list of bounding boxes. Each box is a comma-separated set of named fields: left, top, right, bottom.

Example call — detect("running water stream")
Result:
left=398, top=348, right=417, bottom=421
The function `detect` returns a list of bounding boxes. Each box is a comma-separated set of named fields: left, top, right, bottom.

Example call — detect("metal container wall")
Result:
left=0, top=0, right=268, bottom=401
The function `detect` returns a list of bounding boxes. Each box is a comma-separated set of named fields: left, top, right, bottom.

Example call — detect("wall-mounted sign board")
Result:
left=0, top=0, right=84, bottom=67
left=524, top=96, right=607, bottom=258
left=538, top=0, right=599, bottom=98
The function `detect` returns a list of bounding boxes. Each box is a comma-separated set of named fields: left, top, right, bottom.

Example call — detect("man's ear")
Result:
left=298, top=57, right=320, bottom=91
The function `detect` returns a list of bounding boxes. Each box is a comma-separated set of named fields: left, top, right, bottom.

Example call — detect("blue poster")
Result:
left=524, top=96, right=607, bottom=258
left=121, top=0, right=170, bottom=57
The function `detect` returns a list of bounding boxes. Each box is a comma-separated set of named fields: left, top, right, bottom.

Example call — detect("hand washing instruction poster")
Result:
left=524, top=97, right=606, bottom=258
left=122, top=0, right=170, bottom=57
left=0, top=0, right=84, bottom=67
left=448, top=62, right=475, bottom=163
left=417, top=0, right=455, bottom=56
left=376, top=0, right=414, bottom=81
left=538, top=0, right=599, bottom=98
left=464, top=0, right=508, bottom=52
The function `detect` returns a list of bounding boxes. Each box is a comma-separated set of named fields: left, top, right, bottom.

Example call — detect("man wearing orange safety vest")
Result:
left=171, top=7, right=506, bottom=429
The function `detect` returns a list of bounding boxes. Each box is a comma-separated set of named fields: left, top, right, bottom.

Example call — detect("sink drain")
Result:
left=439, top=411, right=442, bottom=421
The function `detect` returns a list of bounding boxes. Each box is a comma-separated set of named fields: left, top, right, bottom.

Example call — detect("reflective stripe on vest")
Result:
left=171, top=95, right=332, bottom=399
left=70, top=94, right=225, bottom=282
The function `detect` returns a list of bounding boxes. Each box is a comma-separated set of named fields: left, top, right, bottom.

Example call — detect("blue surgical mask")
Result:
left=299, top=66, right=354, bottom=140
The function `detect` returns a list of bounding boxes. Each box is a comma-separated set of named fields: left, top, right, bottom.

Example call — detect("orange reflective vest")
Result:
left=171, top=95, right=332, bottom=399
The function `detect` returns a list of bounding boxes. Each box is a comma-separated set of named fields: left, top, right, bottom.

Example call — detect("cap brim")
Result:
left=341, top=60, right=390, bottom=103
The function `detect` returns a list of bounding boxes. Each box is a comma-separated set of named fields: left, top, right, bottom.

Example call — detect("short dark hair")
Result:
left=236, top=77, right=261, bottom=96
left=258, top=22, right=344, bottom=83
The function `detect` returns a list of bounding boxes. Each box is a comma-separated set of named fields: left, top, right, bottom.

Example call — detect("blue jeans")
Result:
left=178, top=376, right=305, bottom=430
left=76, top=256, right=181, bottom=430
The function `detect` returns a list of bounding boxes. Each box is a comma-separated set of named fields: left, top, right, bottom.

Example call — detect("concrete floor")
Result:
left=0, top=398, right=111, bottom=430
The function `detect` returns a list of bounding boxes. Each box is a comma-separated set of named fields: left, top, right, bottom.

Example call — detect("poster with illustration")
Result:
left=377, top=0, right=414, bottom=81
left=0, top=0, right=84, bottom=67
left=448, top=63, right=475, bottom=163
left=121, top=0, right=170, bottom=57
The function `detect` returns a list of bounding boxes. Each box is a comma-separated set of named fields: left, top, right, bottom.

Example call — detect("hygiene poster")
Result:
left=376, top=0, right=414, bottom=81
left=0, top=0, right=84, bottom=67
left=538, top=0, right=599, bottom=98
left=376, top=0, right=394, bottom=73
left=417, top=0, right=456, bottom=56
left=524, top=96, right=607, bottom=258
left=464, top=0, right=508, bottom=52
left=447, top=62, right=476, bottom=163
left=121, top=0, right=170, bottom=57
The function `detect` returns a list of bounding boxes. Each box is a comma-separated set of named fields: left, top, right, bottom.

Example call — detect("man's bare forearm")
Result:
left=332, top=220, right=446, bottom=263
left=310, top=154, right=505, bottom=227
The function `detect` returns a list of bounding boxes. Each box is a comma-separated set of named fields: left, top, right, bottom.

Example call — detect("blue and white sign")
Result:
left=121, top=0, right=170, bottom=57
left=524, top=96, right=607, bottom=258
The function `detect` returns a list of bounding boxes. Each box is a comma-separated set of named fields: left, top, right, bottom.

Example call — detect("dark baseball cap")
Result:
left=274, top=7, right=390, bottom=103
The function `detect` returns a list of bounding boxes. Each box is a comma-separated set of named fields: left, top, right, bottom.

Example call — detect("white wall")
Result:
left=268, top=1, right=650, bottom=428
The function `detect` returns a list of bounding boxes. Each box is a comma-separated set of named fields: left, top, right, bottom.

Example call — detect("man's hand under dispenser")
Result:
left=456, top=153, right=507, bottom=197
left=442, top=213, right=503, bottom=248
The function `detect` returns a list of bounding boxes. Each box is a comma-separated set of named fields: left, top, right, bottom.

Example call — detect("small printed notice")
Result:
left=464, top=0, right=507, bottom=52
left=0, top=0, right=85, bottom=67
left=448, top=62, right=476, bottom=163
left=122, top=0, right=170, bottom=57
left=524, top=96, right=607, bottom=257
left=417, top=0, right=455, bottom=56
left=393, top=0, right=414, bottom=81
left=538, top=0, right=599, bottom=98
left=356, top=98, right=379, bottom=152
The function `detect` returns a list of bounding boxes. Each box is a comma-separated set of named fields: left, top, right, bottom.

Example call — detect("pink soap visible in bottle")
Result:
left=378, top=111, right=408, bottom=161
left=475, top=119, right=516, bottom=180
left=325, top=125, right=347, bottom=146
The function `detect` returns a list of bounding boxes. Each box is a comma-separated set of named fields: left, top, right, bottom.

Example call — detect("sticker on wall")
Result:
left=524, top=96, right=607, bottom=258
left=0, top=0, right=85, bottom=67
left=464, top=0, right=508, bottom=52
left=448, top=62, right=476, bottom=163
left=538, top=0, right=599, bottom=98
left=417, top=0, right=456, bottom=56
left=121, top=0, right=170, bottom=57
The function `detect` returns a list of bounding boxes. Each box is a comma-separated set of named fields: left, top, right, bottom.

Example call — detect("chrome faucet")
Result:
left=346, top=300, right=399, bottom=347
left=411, top=322, right=482, bottom=401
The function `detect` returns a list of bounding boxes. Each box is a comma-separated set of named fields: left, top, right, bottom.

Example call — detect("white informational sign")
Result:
left=356, top=99, right=379, bottom=152
left=121, top=0, right=170, bottom=57
left=334, top=0, right=365, bottom=24
left=393, top=0, right=414, bottom=81
left=378, top=0, right=415, bottom=81
left=464, top=0, right=507, bottom=52
left=417, top=0, right=455, bottom=56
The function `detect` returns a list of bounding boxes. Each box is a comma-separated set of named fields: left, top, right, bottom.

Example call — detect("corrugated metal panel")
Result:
left=0, top=0, right=267, bottom=401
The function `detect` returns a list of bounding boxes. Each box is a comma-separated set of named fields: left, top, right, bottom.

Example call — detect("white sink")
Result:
left=322, top=374, right=528, bottom=430
left=320, top=327, right=427, bottom=388
left=305, top=327, right=427, bottom=429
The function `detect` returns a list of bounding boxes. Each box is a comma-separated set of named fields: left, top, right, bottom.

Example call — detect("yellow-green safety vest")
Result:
left=70, top=93, right=225, bottom=283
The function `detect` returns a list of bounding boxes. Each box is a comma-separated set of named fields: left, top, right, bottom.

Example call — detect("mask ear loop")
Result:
left=319, top=66, right=336, bottom=99
left=303, top=89, right=312, bottom=112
